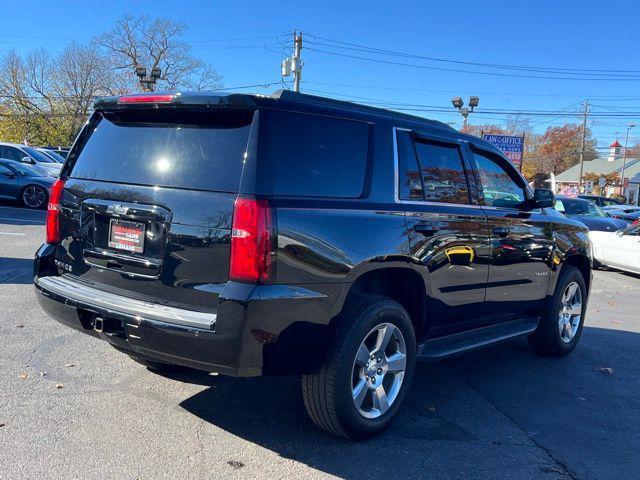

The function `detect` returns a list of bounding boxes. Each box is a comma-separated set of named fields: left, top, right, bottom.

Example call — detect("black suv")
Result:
left=34, top=90, right=592, bottom=439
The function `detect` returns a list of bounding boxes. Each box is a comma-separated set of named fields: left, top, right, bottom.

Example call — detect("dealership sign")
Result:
left=482, top=134, right=525, bottom=169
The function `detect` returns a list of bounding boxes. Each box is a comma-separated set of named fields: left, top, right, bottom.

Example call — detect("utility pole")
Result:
left=577, top=100, right=589, bottom=192
left=281, top=32, right=304, bottom=92
left=621, top=123, right=636, bottom=199
left=292, top=32, right=303, bottom=93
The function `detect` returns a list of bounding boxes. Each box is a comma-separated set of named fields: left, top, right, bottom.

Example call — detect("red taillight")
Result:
left=229, top=196, right=273, bottom=283
left=46, top=179, right=65, bottom=244
left=117, top=94, right=175, bottom=104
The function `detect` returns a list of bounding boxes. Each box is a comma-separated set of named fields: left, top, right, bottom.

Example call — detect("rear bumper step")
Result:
left=33, top=274, right=255, bottom=375
left=35, top=275, right=216, bottom=330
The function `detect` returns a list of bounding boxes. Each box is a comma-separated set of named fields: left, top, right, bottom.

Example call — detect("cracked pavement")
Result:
left=1, top=204, right=639, bottom=479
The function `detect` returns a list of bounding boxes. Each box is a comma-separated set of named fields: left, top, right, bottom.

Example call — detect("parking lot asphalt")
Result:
left=1, top=203, right=638, bottom=480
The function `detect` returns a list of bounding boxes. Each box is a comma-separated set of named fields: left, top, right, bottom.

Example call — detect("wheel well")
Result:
left=346, top=268, right=426, bottom=340
left=564, top=254, right=591, bottom=291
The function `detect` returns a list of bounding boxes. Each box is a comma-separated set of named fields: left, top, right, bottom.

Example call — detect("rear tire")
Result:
left=528, top=265, right=587, bottom=356
left=301, top=294, right=416, bottom=439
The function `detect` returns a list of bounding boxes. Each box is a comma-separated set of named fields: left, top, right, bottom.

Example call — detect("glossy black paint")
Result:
left=34, top=90, right=592, bottom=377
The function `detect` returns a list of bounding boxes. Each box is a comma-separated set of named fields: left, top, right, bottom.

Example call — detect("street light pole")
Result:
left=135, top=66, right=162, bottom=92
left=621, top=122, right=636, bottom=200
left=452, top=96, right=479, bottom=132
left=577, top=100, right=589, bottom=192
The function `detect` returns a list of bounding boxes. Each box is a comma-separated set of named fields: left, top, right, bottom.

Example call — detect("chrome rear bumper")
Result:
left=35, top=275, right=216, bottom=330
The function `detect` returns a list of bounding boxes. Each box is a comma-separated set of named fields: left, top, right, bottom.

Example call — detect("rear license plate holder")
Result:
left=108, top=219, right=146, bottom=254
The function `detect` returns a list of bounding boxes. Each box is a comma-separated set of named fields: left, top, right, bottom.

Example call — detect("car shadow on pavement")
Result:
left=176, top=326, right=640, bottom=479
left=0, top=257, right=34, bottom=284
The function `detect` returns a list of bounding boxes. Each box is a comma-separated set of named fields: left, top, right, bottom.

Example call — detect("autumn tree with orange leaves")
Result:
left=535, top=124, right=597, bottom=175
left=466, top=122, right=597, bottom=181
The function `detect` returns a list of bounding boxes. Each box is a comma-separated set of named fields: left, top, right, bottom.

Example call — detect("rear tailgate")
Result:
left=55, top=107, right=256, bottom=313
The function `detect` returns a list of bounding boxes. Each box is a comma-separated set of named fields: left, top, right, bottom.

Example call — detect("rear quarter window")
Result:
left=257, top=110, right=369, bottom=198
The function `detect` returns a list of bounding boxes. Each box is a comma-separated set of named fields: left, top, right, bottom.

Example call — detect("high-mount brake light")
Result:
left=229, top=196, right=273, bottom=283
left=117, top=94, right=175, bottom=104
left=46, top=179, right=65, bottom=244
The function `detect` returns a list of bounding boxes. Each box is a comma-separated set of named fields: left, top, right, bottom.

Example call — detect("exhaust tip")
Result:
left=94, top=317, right=104, bottom=333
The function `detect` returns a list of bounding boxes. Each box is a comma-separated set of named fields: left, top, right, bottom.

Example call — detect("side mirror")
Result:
left=20, top=156, right=33, bottom=164
left=533, top=188, right=555, bottom=209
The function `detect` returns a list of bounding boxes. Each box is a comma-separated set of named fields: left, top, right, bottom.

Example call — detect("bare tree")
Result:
left=54, top=42, right=120, bottom=131
left=96, top=15, right=222, bottom=91
left=0, top=44, right=115, bottom=144
left=0, top=14, right=224, bottom=144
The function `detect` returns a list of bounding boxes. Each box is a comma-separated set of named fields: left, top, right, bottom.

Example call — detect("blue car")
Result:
left=555, top=196, right=629, bottom=232
left=0, top=158, right=55, bottom=208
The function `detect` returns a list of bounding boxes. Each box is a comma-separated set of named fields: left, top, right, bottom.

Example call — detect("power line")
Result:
left=302, top=31, right=640, bottom=77
left=302, top=80, right=640, bottom=100
left=305, top=46, right=640, bottom=82
left=301, top=89, right=640, bottom=118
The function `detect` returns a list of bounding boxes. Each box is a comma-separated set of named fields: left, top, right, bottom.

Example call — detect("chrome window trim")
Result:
left=392, top=126, right=485, bottom=211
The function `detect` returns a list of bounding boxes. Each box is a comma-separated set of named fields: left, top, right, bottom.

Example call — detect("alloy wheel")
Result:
left=558, top=281, right=582, bottom=343
left=351, top=323, right=407, bottom=419
left=22, top=186, right=46, bottom=209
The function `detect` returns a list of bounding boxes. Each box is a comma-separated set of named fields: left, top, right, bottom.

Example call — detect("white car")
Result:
left=589, top=224, right=640, bottom=274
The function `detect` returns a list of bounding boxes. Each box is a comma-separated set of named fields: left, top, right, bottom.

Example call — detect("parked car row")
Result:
left=0, top=142, right=71, bottom=208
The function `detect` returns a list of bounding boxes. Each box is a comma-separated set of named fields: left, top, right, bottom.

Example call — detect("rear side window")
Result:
left=68, top=110, right=254, bottom=192
left=413, top=139, right=470, bottom=205
left=258, top=111, right=369, bottom=198
left=397, top=130, right=423, bottom=201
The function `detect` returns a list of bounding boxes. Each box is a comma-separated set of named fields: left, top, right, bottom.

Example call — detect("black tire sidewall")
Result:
left=332, top=299, right=416, bottom=438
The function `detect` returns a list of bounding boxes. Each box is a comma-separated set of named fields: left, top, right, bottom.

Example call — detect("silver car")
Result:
left=0, top=142, right=61, bottom=177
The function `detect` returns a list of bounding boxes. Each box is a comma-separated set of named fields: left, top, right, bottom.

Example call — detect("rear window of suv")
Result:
left=257, top=110, right=369, bottom=198
left=68, top=110, right=254, bottom=192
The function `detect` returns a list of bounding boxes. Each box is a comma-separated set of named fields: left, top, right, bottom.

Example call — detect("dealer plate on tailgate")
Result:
left=108, top=219, right=145, bottom=253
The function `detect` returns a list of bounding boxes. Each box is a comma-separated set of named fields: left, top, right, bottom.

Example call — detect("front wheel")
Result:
left=301, top=294, right=416, bottom=439
left=528, top=265, right=587, bottom=356
left=21, top=185, right=48, bottom=209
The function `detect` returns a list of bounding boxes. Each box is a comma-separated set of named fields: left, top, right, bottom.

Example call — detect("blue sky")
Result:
left=1, top=0, right=639, bottom=149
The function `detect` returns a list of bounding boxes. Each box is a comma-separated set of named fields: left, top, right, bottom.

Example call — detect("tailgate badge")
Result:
left=107, top=204, right=129, bottom=216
